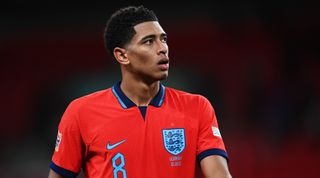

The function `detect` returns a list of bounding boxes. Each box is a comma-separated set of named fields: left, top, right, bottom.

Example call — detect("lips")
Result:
left=158, top=58, right=169, bottom=70
left=158, top=58, right=169, bottom=65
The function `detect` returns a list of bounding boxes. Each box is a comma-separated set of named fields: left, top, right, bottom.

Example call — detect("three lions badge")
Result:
left=162, top=128, right=185, bottom=155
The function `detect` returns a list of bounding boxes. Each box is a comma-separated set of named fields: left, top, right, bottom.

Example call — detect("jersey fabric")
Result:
left=50, top=81, right=228, bottom=178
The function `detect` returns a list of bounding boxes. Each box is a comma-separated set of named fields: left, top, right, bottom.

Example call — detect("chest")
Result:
left=81, top=106, right=199, bottom=158
left=80, top=105, right=200, bottom=177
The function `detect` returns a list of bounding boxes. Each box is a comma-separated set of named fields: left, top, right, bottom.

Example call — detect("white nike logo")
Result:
left=106, top=139, right=126, bottom=150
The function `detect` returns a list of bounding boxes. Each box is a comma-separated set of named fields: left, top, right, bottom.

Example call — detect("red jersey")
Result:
left=50, top=82, right=228, bottom=178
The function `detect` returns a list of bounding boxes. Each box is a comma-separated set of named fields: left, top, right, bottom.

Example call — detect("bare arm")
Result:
left=200, top=155, right=232, bottom=178
left=48, top=169, right=66, bottom=178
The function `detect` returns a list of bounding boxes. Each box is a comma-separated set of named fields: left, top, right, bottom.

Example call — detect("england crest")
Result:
left=162, top=128, right=186, bottom=155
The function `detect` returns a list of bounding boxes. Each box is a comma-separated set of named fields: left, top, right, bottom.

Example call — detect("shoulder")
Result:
left=57, top=88, right=113, bottom=130
left=66, top=88, right=112, bottom=111
left=165, top=87, right=211, bottom=106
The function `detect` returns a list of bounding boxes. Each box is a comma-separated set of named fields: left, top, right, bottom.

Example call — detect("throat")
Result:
left=120, top=80, right=160, bottom=106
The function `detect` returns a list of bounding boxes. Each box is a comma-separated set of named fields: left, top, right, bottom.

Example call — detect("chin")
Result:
left=150, top=74, right=167, bottom=82
left=158, top=72, right=169, bottom=80
left=159, top=76, right=168, bottom=81
left=144, top=71, right=168, bottom=83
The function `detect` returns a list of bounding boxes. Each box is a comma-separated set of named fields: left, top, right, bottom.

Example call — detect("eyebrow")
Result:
left=140, top=33, right=167, bottom=42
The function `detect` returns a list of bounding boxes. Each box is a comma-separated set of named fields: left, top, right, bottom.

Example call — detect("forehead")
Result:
left=132, top=21, right=165, bottom=40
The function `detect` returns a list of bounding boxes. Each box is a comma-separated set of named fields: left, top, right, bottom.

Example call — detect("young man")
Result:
left=48, top=5, right=232, bottom=178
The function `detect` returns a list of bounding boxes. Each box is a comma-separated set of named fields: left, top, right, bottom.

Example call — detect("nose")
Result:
left=157, top=40, right=168, bottom=55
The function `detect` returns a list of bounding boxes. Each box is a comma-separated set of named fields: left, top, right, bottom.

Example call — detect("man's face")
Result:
left=125, top=21, right=169, bottom=83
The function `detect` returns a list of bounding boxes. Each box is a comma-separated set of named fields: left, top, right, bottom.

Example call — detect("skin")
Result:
left=200, top=155, right=232, bottom=178
left=114, top=21, right=169, bottom=106
left=48, top=170, right=63, bottom=178
left=48, top=21, right=232, bottom=178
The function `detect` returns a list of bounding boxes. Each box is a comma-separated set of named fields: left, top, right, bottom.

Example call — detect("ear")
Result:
left=113, top=47, right=129, bottom=65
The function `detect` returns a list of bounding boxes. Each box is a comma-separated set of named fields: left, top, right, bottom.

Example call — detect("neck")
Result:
left=120, top=77, right=160, bottom=106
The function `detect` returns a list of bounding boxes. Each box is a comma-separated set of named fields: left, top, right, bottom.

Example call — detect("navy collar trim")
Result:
left=112, top=81, right=165, bottom=109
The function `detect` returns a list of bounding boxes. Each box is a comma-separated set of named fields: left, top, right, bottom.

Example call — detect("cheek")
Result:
left=135, top=52, right=153, bottom=65
left=128, top=47, right=155, bottom=67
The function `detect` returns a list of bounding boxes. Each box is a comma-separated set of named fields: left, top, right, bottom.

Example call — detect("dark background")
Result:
left=1, top=1, right=319, bottom=177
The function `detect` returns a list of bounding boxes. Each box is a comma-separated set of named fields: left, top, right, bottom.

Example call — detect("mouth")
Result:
left=158, top=58, right=169, bottom=65
left=158, top=58, right=169, bottom=70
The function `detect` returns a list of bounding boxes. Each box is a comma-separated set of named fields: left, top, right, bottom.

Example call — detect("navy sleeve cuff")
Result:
left=197, top=148, right=229, bottom=163
left=50, top=161, right=78, bottom=178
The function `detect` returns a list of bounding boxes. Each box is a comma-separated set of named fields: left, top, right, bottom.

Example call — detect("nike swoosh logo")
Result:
left=106, top=139, right=126, bottom=150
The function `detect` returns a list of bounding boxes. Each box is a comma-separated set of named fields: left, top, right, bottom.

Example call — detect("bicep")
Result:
left=48, top=169, right=66, bottom=178
left=200, top=155, right=232, bottom=178
left=197, top=97, right=227, bottom=155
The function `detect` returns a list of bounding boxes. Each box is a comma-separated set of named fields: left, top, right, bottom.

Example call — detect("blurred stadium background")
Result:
left=1, top=0, right=319, bottom=177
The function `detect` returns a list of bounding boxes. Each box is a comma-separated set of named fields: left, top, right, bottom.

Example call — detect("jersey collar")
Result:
left=112, top=81, right=165, bottom=109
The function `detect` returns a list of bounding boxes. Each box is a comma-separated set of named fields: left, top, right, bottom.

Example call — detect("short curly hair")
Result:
left=104, top=6, right=159, bottom=56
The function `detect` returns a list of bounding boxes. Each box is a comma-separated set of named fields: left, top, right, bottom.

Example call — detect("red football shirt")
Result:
left=50, top=82, right=228, bottom=178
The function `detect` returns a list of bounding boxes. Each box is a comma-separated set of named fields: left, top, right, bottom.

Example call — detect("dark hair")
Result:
left=104, top=5, right=159, bottom=56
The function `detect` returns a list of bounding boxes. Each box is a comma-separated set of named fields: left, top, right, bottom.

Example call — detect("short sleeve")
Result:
left=50, top=100, right=85, bottom=177
left=196, top=96, right=229, bottom=163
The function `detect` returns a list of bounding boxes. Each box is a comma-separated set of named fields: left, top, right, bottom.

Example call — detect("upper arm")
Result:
left=48, top=169, right=66, bottom=178
left=49, top=101, right=84, bottom=177
left=197, top=97, right=228, bottom=160
left=200, top=155, right=232, bottom=178
left=196, top=97, right=231, bottom=177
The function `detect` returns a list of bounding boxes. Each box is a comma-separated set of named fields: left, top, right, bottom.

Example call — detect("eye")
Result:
left=143, top=38, right=153, bottom=45
left=161, top=36, right=167, bottom=43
